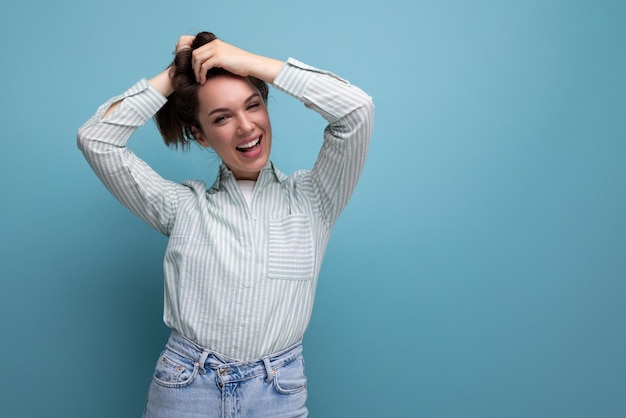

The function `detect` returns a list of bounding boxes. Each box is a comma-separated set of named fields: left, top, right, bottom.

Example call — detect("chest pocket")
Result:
left=268, top=214, right=315, bottom=280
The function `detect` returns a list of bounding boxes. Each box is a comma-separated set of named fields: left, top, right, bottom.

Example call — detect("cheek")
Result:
left=201, top=125, right=231, bottom=147
left=259, top=111, right=272, bottom=131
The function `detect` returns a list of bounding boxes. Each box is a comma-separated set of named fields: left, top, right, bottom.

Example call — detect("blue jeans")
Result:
left=143, top=331, right=308, bottom=418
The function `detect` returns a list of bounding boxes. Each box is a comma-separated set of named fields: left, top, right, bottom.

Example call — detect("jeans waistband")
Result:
left=165, top=331, right=303, bottom=384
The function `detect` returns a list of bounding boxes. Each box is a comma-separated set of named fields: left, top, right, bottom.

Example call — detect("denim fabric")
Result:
left=143, top=331, right=308, bottom=418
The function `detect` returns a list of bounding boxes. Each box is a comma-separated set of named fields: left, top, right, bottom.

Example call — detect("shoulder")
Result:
left=181, top=179, right=209, bottom=197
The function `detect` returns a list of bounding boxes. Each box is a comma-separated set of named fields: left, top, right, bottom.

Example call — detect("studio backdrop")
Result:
left=1, top=0, right=625, bottom=417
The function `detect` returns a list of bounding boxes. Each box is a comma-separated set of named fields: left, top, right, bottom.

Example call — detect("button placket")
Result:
left=217, top=367, right=228, bottom=389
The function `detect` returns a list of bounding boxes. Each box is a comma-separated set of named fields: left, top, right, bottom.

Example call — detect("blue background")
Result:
left=1, top=0, right=625, bottom=417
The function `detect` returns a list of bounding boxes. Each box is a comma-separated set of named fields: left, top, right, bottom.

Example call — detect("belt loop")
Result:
left=262, top=356, right=274, bottom=383
left=198, top=349, right=210, bottom=375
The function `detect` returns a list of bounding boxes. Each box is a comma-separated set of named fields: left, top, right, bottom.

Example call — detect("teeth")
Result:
left=238, top=137, right=260, bottom=150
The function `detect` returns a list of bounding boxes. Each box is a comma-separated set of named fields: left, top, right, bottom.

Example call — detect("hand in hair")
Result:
left=147, top=35, right=194, bottom=97
left=190, top=39, right=284, bottom=85
left=151, top=32, right=284, bottom=148
left=175, top=35, right=195, bottom=54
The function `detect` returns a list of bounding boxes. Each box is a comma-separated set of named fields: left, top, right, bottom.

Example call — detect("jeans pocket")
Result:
left=268, top=214, right=315, bottom=280
left=151, top=349, right=198, bottom=388
left=273, top=358, right=307, bottom=395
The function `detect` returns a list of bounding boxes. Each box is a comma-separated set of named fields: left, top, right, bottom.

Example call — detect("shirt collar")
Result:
left=214, top=161, right=286, bottom=190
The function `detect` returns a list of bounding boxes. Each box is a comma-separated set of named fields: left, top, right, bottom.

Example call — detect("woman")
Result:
left=78, top=31, right=373, bottom=417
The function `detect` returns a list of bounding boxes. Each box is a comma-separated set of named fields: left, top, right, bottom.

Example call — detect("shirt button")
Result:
left=244, top=282, right=251, bottom=288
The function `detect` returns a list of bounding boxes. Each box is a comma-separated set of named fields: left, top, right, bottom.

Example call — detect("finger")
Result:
left=192, top=49, right=202, bottom=83
left=192, top=47, right=215, bottom=84
left=198, top=58, right=214, bottom=85
left=177, top=35, right=194, bottom=49
left=175, top=35, right=194, bottom=55
left=191, top=48, right=200, bottom=82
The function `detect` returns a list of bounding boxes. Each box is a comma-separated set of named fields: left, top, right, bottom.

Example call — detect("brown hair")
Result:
left=155, top=32, right=269, bottom=149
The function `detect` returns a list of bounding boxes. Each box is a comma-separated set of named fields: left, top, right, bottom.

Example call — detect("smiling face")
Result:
left=192, top=74, right=272, bottom=181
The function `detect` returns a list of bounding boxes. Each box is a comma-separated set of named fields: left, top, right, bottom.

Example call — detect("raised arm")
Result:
left=272, top=59, right=374, bottom=225
left=76, top=37, right=199, bottom=234
left=100, top=36, right=190, bottom=119
left=77, top=34, right=288, bottom=233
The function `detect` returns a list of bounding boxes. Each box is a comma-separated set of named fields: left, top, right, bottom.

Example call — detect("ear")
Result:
left=191, top=126, right=211, bottom=148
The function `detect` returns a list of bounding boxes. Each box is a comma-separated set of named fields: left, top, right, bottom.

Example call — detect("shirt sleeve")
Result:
left=77, top=79, right=182, bottom=235
left=272, top=58, right=374, bottom=224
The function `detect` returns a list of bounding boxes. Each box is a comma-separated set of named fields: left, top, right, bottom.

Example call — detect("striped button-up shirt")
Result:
left=78, top=58, right=374, bottom=360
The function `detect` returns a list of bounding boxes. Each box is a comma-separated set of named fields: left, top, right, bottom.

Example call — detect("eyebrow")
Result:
left=207, top=93, right=261, bottom=117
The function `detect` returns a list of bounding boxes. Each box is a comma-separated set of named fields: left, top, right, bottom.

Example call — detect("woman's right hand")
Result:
left=174, top=35, right=195, bottom=55
left=148, top=35, right=196, bottom=97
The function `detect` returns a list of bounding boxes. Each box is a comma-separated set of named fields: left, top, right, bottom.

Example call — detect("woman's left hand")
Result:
left=190, top=39, right=284, bottom=85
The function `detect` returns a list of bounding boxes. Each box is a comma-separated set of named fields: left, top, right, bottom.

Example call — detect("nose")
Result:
left=238, top=114, right=255, bottom=134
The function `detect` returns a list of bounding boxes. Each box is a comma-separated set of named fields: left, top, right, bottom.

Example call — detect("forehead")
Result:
left=197, top=75, right=259, bottom=112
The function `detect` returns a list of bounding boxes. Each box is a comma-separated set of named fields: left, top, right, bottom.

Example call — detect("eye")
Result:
left=247, top=102, right=261, bottom=111
left=213, top=114, right=229, bottom=124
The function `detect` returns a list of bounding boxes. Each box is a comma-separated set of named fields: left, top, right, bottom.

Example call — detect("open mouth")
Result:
left=236, top=137, right=261, bottom=153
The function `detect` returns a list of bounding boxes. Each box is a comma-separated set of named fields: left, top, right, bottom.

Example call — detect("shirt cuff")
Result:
left=121, top=78, right=168, bottom=121
left=272, top=57, right=350, bottom=99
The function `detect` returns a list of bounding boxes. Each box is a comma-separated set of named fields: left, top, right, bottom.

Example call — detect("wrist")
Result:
left=149, top=68, right=175, bottom=97
left=249, top=56, right=285, bottom=84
